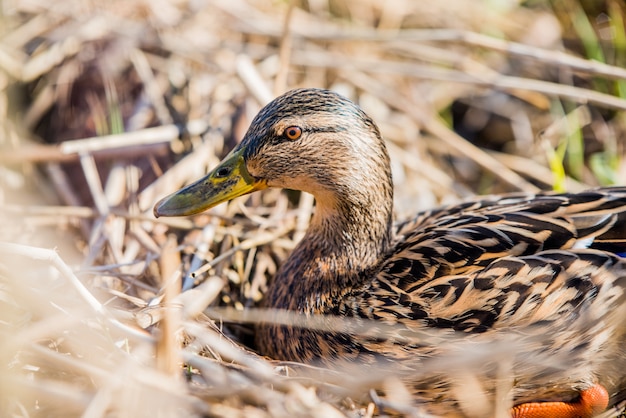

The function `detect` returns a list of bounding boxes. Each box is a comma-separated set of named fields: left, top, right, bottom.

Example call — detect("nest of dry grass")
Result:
left=1, top=1, right=626, bottom=417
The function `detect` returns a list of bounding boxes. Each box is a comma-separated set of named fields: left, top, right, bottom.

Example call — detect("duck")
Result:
left=154, top=88, right=626, bottom=417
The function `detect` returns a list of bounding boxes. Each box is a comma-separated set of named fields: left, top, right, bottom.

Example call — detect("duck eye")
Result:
left=284, top=126, right=302, bottom=140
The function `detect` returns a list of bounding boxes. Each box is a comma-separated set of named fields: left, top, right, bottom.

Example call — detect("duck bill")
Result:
left=153, top=148, right=266, bottom=217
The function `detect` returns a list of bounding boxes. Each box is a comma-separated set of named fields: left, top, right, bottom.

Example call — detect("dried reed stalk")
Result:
left=1, top=1, right=625, bottom=417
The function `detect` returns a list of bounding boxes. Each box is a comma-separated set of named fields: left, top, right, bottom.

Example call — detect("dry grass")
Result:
left=1, top=0, right=626, bottom=417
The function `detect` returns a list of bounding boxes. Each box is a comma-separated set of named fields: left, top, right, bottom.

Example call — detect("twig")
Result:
left=190, top=223, right=294, bottom=277
left=44, top=163, right=92, bottom=238
left=130, top=48, right=174, bottom=125
left=21, top=37, right=81, bottom=82
left=156, top=235, right=182, bottom=379
left=236, top=54, right=274, bottom=106
left=0, top=242, right=151, bottom=342
left=235, top=23, right=626, bottom=81
left=59, top=120, right=209, bottom=155
left=273, top=1, right=295, bottom=97
left=291, top=49, right=626, bottom=111
left=0, top=142, right=170, bottom=164
left=0, top=204, right=95, bottom=218
left=79, top=152, right=109, bottom=215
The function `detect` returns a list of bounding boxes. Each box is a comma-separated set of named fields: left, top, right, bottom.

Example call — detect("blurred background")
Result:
left=1, top=0, right=625, bottom=417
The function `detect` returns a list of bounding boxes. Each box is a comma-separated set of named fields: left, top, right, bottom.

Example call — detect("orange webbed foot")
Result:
left=511, top=384, right=609, bottom=418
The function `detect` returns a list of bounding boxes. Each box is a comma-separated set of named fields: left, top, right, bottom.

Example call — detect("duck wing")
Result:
left=356, top=249, right=626, bottom=414
left=342, top=188, right=626, bottom=409
left=336, top=188, right=626, bottom=414
left=387, top=188, right=626, bottom=292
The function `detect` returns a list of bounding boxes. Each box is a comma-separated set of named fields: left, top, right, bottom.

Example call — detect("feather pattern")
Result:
left=259, top=187, right=626, bottom=415
left=155, top=88, right=626, bottom=417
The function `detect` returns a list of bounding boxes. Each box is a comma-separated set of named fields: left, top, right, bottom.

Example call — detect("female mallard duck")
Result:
left=154, top=88, right=626, bottom=417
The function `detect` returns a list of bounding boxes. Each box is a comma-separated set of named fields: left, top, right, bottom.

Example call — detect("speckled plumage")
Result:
left=155, top=88, right=626, bottom=417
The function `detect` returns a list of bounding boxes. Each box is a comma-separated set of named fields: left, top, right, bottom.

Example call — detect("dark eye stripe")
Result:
left=309, top=126, right=346, bottom=133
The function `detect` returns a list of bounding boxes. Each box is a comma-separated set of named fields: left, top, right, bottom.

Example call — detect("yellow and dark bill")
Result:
left=153, top=148, right=266, bottom=217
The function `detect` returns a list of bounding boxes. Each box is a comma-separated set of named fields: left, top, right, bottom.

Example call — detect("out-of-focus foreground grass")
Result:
left=1, top=1, right=625, bottom=417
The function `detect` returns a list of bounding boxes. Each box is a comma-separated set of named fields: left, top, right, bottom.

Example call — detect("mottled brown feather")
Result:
left=170, top=89, right=626, bottom=416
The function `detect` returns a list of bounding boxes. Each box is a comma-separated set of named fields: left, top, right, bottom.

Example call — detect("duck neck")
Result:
left=267, top=183, right=394, bottom=314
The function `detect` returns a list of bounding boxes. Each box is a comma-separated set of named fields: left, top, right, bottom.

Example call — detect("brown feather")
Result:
left=158, top=88, right=626, bottom=416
